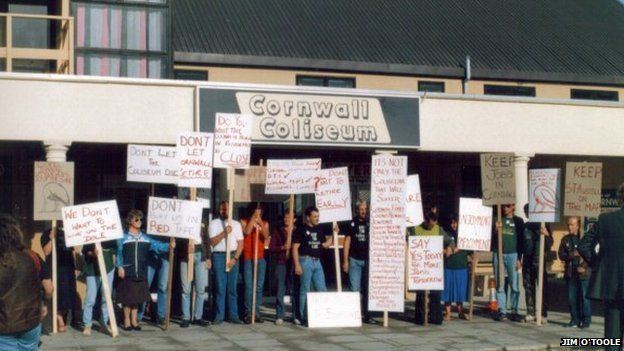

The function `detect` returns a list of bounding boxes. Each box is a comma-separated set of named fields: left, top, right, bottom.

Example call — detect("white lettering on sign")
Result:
left=564, top=162, right=602, bottom=217
left=213, top=113, right=253, bottom=169
left=127, top=144, right=178, bottom=184
left=62, top=200, right=123, bottom=247
left=368, top=154, right=407, bottom=312
left=480, top=153, right=516, bottom=205
left=236, top=92, right=391, bottom=144
left=177, top=132, right=214, bottom=188
left=265, top=159, right=322, bottom=194
left=407, top=236, right=444, bottom=291
left=405, top=174, right=423, bottom=227
left=529, top=169, right=561, bottom=223
left=147, top=197, right=203, bottom=243
left=458, top=197, right=493, bottom=251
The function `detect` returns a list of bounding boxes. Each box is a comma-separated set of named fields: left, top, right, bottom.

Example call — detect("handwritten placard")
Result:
left=127, top=144, right=177, bottom=184
left=177, top=132, right=214, bottom=188
left=480, top=153, right=515, bottom=205
left=405, top=174, right=424, bottom=227
left=213, top=113, right=253, bottom=169
left=61, top=200, right=123, bottom=247
left=234, top=167, right=286, bottom=203
left=34, top=161, right=75, bottom=221
left=458, top=197, right=493, bottom=251
left=368, top=154, right=407, bottom=312
left=529, top=169, right=561, bottom=223
left=564, top=162, right=602, bottom=217
left=307, top=167, right=352, bottom=223
left=265, top=159, right=322, bottom=194
left=307, top=292, right=362, bottom=328
left=147, top=197, right=203, bottom=242
left=407, top=236, right=444, bottom=290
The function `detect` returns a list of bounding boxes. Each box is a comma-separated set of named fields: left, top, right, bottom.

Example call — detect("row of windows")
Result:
left=174, top=70, right=620, bottom=102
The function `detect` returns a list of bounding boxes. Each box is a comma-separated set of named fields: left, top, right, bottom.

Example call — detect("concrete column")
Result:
left=514, top=153, right=532, bottom=220
left=44, top=141, right=70, bottom=162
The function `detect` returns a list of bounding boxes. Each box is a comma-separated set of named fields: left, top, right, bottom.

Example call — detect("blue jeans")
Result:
left=493, top=252, right=519, bottom=315
left=139, top=253, right=169, bottom=320
left=213, top=252, right=240, bottom=322
left=349, top=257, right=370, bottom=318
left=299, top=256, right=327, bottom=320
left=0, top=323, right=41, bottom=351
left=83, top=269, right=115, bottom=327
left=275, top=263, right=287, bottom=319
left=180, top=251, right=208, bottom=320
left=244, top=258, right=266, bottom=317
left=568, top=277, right=591, bottom=324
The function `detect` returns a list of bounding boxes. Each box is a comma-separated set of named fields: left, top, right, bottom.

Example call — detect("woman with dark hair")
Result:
left=0, top=214, right=51, bottom=350
left=442, top=214, right=471, bottom=321
left=241, top=203, right=270, bottom=324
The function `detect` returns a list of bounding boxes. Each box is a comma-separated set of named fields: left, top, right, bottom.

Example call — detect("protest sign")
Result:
left=564, top=162, right=602, bottom=217
left=234, top=167, right=286, bottom=203
left=405, top=174, right=424, bottom=227
left=480, top=153, right=515, bottom=205
left=368, top=154, right=407, bottom=312
left=458, top=198, right=493, bottom=251
left=61, top=200, right=123, bottom=247
left=213, top=113, right=253, bottom=169
left=306, top=292, right=362, bottom=328
left=127, top=144, right=177, bottom=184
left=308, top=167, right=352, bottom=223
left=407, top=236, right=444, bottom=291
left=529, top=169, right=561, bottom=223
left=147, top=197, right=203, bottom=242
left=177, top=132, right=214, bottom=188
left=34, top=162, right=74, bottom=221
left=265, top=159, right=322, bottom=194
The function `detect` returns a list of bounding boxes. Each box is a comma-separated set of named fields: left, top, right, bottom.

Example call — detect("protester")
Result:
left=241, top=204, right=270, bottom=324
left=140, top=234, right=170, bottom=325
left=41, top=225, right=81, bottom=332
left=116, top=210, right=170, bottom=331
left=81, top=241, right=117, bottom=335
left=490, top=203, right=525, bottom=322
left=442, top=214, right=470, bottom=321
left=407, top=209, right=453, bottom=325
left=559, top=216, right=591, bottom=328
left=179, top=215, right=212, bottom=328
left=342, top=201, right=375, bottom=324
left=0, top=214, right=52, bottom=350
left=209, top=201, right=244, bottom=325
left=522, top=204, right=553, bottom=324
left=269, top=211, right=295, bottom=325
left=292, top=206, right=333, bottom=326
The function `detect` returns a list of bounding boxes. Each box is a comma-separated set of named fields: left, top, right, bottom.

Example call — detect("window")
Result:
left=174, top=69, right=208, bottom=81
left=484, top=85, right=536, bottom=97
left=571, top=89, right=619, bottom=102
left=296, top=75, right=355, bottom=88
left=418, top=81, right=445, bottom=93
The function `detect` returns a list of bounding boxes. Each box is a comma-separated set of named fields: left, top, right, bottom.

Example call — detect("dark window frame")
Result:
left=418, top=80, right=445, bottom=93
left=484, top=84, right=536, bottom=97
left=174, top=69, right=208, bottom=81
left=296, top=75, right=355, bottom=88
left=571, top=89, right=619, bottom=102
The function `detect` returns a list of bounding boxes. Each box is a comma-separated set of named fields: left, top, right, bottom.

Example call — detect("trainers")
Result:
left=293, top=318, right=301, bottom=325
left=275, top=318, right=284, bottom=325
left=494, top=313, right=508, bottom=321
left=509, top=313, right=521, bottom=322
left=192, top=319, right=210, bottom=327
left=524, top=314, right=534, bottom=323
left=180, top=320, right=190, bottom=328
left=82, top=326, right=91, bottom=336
left=580, top=322, right=591, bottom=329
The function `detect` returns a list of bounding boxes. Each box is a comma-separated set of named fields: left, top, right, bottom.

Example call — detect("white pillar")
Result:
left=44, top=141, right=70, bottom=162
left=514, top=153, right=532, bottom=220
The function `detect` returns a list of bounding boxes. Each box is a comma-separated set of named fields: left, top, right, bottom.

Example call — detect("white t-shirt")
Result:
left=209, top=217, right=244, bottom=252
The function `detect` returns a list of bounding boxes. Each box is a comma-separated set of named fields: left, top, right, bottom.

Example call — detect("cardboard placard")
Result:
left=213, top=113, right=253, bottom=169
left=234, top=167, right=287, bottom=203
left=306, top=292, right=362, bottom=328
left=177, top=132, right=214, bottom=188
left=265, top=158, right=322, bottom=194
left=458, top=197, right=493, bottom=251
left=147, top=197, right=203, bottom=242
left=127, top=144, right=177, bottom=184
left=480, top=153, right=515, bottom=205
left=407, top=236, right=444, bottom=291
left=529, top=169, right=561, bottom=223
left=405, top=174, right=424, bottom=227
left=368, top=154, right=407, bottom=312
left=564, top=162, right=602, bottom=217
left=309, top=167, right=352, bottom=223
left=34, top=162, right=75, bottom=221
left=61, top=200, right=123, bottom=247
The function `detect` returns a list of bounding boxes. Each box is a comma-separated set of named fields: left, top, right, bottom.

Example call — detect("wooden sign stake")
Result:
left=164, top=236, right=175, bottom=330
left=424, top=290, right=429, bottom=326
left=95, top=242, right=119, bottom=337
left=226, top=168, right=234, bottom=272
left=536, top=222, right=546, bottom=326
left=332, top=222, right=342, bottom=292
left=51, top=220, right=58, bottom=334
left=496, top=205, right=504, bottom=291
left=469, top=256, right=478, bottom=320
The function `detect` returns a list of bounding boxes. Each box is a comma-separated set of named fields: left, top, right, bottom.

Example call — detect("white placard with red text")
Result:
left=529, top=169, right=561, bottom=223
left=177, top=132, right=214, bottom=188
left=405, top=174, right=424, bottom=227
left=213, top=113, right=253, bottom=169
left=127, top=144, right=178, bottom=184
left=407, top=235, right=444, bottom=291
left=265, top=159, right=322, bottom=194
left=62, top=200, right=123, bottom=247
left=458, top=197, right=493, bottom=251
left=308, top=167, right=352, bottom=223
left=147, top=197, right=203, bottom=243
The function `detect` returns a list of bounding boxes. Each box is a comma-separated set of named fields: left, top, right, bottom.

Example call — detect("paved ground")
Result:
left=40, top=300, right=603, bottom=351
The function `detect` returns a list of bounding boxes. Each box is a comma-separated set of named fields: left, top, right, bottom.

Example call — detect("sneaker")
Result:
left=524, top=314, right=534, bottom=323
left=564, top=320, right=578, bottom=328
left=275, top=318, right=284, bottom=325
left=293, top=318, right=302, bottom=326
left=580, top=322, right=591, bottom=329
left=82, top=326, right=91, bottom=336
left=192, top=319, right=210, bottom=327
left=509, top=313, right=521, bottom=322
left=180, top=320, right=190, bottom=328
left=494, top=313, right=508, bottom=321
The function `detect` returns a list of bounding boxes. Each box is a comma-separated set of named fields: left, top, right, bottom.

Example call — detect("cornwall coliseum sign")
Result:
left=199, top=87, right=420, bottom=149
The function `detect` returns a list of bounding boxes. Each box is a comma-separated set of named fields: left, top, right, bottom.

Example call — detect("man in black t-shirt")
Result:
left=292, top=206, right=333, bottom=325
left=342, top=201, right=375, bottom=324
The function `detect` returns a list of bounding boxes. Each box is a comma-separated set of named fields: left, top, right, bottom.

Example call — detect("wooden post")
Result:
left=469, top=256, right=478, bottom=320
left=332, top=222, right=342, bottom=292
left=383, top=311, right=388, bottom=327
left=496, top=205, right=504, bottom=291
left=424, top=290, right=429, bottom=326
left=51, top=220, right=58, bottom=334
left=164, top=236, right=175, bottom=330
left=95, top=242, right=119, bottom=337
left=226, top=168, right=234, bottom=272
left=188, top=187, right=197, bottom=281
left=536, top=222, right=546, bottom=325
